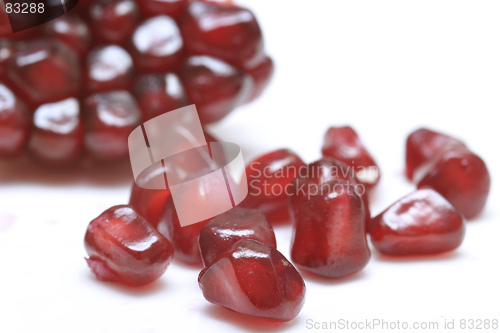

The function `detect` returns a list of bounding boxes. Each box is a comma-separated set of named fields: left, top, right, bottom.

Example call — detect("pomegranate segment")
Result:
left=239, top=149, right=306, bottom=224
left=0, top=83, right=30, bottom=157
left=290, top=179, right=370, bottom=279
left=44, top=15, right=92, bottom=59
left=198, top=239, right=306, bottom=322
left=321, top=126, right=380, bottom=190
left=370, top=189, right=466, bottom=255
left=29, top=98, right=84, bottom=165
left=198, top=208, right=276, bottom=267
left=84, top=205, right=174, bottom=287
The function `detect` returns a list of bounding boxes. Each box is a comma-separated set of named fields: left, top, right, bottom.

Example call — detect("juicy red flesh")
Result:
left=0, top=83, right=30, bottom=157
left=84, top=91, right=142, bottom=160
left=84, top=205, right=174, bottom=287
left=29, top=98, right=84, bottom=165
left=370, top=189, right=466, bottom=255
left=321, top=126, right=380, bottom=190
left=198, top=208, right=276, bottom=267
left=405, top=128, right=465, bottom=181
left=290, top=179, right=370, bottom=278
left=198, top=239, right=306, bottom=322
left=44, top=15, right=92, bottom=59
left=239, top=149, right=306, bottom=224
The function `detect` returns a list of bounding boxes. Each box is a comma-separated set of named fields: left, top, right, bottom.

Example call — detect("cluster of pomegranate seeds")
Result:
left=0, top=0, right=274, bottom=165
left=84, top=205, right=174, bottom=287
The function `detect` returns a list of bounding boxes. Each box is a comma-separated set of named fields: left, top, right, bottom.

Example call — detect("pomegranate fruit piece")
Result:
left=181, top=1, right=264, bottom=68
left=134, top=73, right=189, bottom=121
left=88, top=0, right=140, bottom=45
left=85, top=45, right=134, bottom=93
left=29, top=98, right=84, bottom=165
left=369, top=189, right=466, bottom=255
left=84, top=91, right=142, bottom=160
left=321, top=126, right=380, bottom=190
left=137, top=0, right=187, bottom=20
left=44, top=15, right=92, bottom=59
left=6, top=39, right=81, bottom=107
left=84, top=205, right=174, bottom=287
left=198, top=239, right=306, bottom=322
left=239, top=149, right=306, bottom=224
left=405, top=128, right=465, bottom=181
left=290, top=179, right=370, bottom=278
left=0, top=39, right=15, bottom=80
left=245, top=55, right=274, bottom=103
left=198, top=208, right=276, bottom=267
left=0, top=83, right=30, bottom=157
left=416, top=146, right=490, bottom=219
left=130, top=16, right=184, bottom=73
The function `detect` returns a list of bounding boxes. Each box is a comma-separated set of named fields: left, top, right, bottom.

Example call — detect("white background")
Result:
left=1, top=1, right=499, bottom=332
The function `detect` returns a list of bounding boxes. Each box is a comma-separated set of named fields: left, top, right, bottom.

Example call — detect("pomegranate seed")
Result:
left=370, top=189, right=466, bottom=255
left=134, top=73, right=189, bottom=121
left=181, top=1, right=264, bottom=68
left=290, top=179, right=370, bottom=278
left=137, top=0, right=187, bottom=20
left=6, top=39, right=81, bottom=108
left=84, top=91, right=142, bottom=160
left=0, top=39, right=15, bottom=80
left=0, top=83, right=30, bottom=157
left=239, top=149, right=306, bottom=224
left=416, top=146, right=490, bottom=219
left=44, top=15, right=92, bottom=59
left=29, top=98, right=84, bottom=165
left=180, top=55, right=251, bottom=124
left=130, top=16, right=184, bottom=73
left=85, top=45, right=134, bottom=93
left=198, top=239, right=305, bottom=322
left=198, top=208, right=276, bottom=267
left=84, top=205, right=174, bottom=287
left=245, top=55, right=274, bottom=103
left=88, top=0, right=140, bottom=45
left=406, top=128, right=465, bottom=181
left=321, top=126, right=380, bottom=190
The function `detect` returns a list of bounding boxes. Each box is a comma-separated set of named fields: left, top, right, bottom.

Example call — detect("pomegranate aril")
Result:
left=0, top=83, right=30, bottom=157
left=416, top=146, right=490, bottom=219
left=321, top=126, right=380, bottom=190
left=130, top=15, right=184, bottom=73
left=290, top=179, right=370, bottom=278
left=180, top=55, right=251, bottom=124
left=7, top=39, right=81, bottom=108
left=181, top=1, right=264, bottom=68
left=406, top=128, right=465, bottom=181
left=137, top=0, right=187, bottom=20
left=198, top=239, right=305, bottom=322
left=84, top=91, right=142, bottom=160
left=85, top=45, right=134, bottom=93
left=239, top=149, right=306, bottom=224
left=245, top=55, right=274, bottom=103
left=29, top=98, right=83, bottom=165
left=198, top=208, right=276, bottom=267
left=134, top=73, right=189, bottom=121
left=370, top=189, right=466, bottom=255
left=44, top=15, right=92, bottom=59
left=84, top=205, right=174, bottom=287
left=88, top=0, right=140, bottom=45
left=0, top=39, right=15, bottom=80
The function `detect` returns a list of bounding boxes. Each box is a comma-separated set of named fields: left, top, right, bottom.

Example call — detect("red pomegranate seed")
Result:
left=134, top=73, right=189, bottom=121
left=416, top=146, right=490, bottom=219
left=180, top=55, right=251, bottom=124
left=181, top=1, right=264, bottom=68
left=0, top=39, right=15, bottom=80
left=321, top=126, right=380, bottom=190
left=290, top=179, right=370, bottom=278
left=0, top=83, right=30, bottom=157
left=198, top=239, right=305, bottom=322
left=84, top=91, right=142, bottom=160
left=370, top=189, right=466, bottom=255
left=239, top=149, right=306, bottom=224
left=137, top=0, right=187, bottom=20
left=406, top=128, right=465, bottom=181
left=44, top=15, right=92, bottom=59
left=130, top=15, right=184, bottom=73
left=85, top=45, right=134, bottom=93
left=88, top=0, right=140, bottom=45
left=245, top=55, right=274, bottom=103
left=84, top=205, right=174, bottom=287
left=198, top=208, right=276, bottom=267
left=29, top=98, right=84, bottom=165
left=6, top=39, right=81, bottom=107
